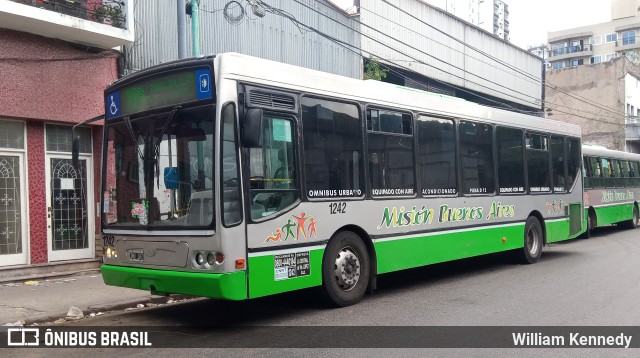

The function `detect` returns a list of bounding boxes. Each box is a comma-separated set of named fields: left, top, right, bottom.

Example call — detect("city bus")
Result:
left=88, top=53, right=584, bottom=307
left=582, top=144, right=640, bottom=237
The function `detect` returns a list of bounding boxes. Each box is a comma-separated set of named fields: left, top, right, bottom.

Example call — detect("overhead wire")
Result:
left=277, top=0, right=544, bottom=111
left=377, top=0, right=628, bottom=119
left=284, top=0, right=624, bottom=124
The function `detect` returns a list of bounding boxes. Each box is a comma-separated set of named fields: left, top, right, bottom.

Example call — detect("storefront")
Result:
left=0, top=28, right=118, bottom=267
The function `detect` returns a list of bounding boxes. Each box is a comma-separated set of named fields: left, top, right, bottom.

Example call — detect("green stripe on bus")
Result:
left=375, top=219, right=570, bottom=274
left=592, top=204, right=634, bottom=226
left=101, top=264, right=247, bottom=300
left=246, top=219, right=572, bottom=297
left=248, top=249, right=324, bottom=298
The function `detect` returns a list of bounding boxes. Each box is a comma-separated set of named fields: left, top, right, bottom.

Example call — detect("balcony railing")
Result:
left=549, top=44, right=591, bottom=57
left=10, top=0, right=126, bottom=29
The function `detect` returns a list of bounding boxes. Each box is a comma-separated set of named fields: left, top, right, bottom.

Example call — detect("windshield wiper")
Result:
left=153, top=105, right=182, bottom=188
left=123, top=116, right=145, bottom=161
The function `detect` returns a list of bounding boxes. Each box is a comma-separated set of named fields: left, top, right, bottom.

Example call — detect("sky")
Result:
left=328, top=0, right=614, bottom=49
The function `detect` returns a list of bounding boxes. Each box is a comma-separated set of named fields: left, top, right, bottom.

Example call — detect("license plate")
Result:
left=129, top=249, right=144, bottom=262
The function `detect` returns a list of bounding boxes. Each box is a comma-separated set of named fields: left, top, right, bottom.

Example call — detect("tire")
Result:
left=623, top=206, right=639, bottom=229
left=322, top=231, right=370, bottom=307
left=518, top=216, right=544, bottom=264
left=583, top=213, right=592, bottom=239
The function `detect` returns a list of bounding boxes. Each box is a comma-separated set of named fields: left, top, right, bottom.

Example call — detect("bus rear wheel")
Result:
left=518, top=216, right=543, bottom=264
left=322, top=231, right=370, bottom=307
left=623, top=206, right=639, bottom=229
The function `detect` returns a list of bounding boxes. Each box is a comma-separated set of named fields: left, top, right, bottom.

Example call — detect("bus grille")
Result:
left=248, top=90, right=296, bottom=111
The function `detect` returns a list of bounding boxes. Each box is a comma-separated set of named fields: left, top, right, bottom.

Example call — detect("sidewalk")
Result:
left=0, top=273, right=167, bottom=325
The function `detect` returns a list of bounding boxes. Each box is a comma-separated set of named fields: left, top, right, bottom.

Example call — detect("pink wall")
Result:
left=1, top=29, right=115, bottom=264
left=0, top=28, right=118, bottom=124
left=26, top=122, right=47, bottom=264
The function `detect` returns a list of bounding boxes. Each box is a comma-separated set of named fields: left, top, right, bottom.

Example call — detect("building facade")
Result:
left=545, top=56, right=640, bottom=152
left=125, top=0, right=362, bottom=78
left=361, top=0, right=538, bottom=112
left=0, top=0, right=134, bottom=268
left=425, top=0, right=511, bottom=41
left=547, top=0, right=640, bottom=70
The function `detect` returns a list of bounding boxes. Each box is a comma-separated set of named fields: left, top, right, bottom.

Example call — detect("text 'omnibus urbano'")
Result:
left=90, top=53, right=584, bottom=306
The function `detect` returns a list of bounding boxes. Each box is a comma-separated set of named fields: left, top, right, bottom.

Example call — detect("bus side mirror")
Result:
left=242, top=108, right=263, bottom=147
left=72, top=136, right=80, bottom=168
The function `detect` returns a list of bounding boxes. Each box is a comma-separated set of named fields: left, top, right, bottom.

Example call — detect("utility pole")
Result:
left=189, top=0, right=204, bottom=183
left=191, top=0, right=200, bottom=57
left=177, top=0, right=187, bottom=59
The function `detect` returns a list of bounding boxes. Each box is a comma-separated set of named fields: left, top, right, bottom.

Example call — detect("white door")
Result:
left=0, top=152, right=28, bottom=266
left=45, top=154, right=94, bottom=261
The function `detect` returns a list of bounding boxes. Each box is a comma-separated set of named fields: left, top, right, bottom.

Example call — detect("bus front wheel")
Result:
left=322, top=231, right=370, bottom=307
left=518, top=216, right=543, bottom=264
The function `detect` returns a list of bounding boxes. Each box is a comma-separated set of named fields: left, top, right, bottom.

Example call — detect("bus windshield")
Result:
left=102, top=105, right=215, bottom=229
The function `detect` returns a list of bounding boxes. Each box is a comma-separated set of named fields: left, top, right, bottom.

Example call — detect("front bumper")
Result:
left=101, top=264, right=247, bottom=300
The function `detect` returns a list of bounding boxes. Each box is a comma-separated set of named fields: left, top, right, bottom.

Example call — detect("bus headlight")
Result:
left=105, top=247, right=112, bottom=259
left=195, top=252, right=205, bottom=265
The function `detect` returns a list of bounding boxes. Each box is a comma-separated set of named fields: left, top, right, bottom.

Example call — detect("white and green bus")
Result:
left=582, top=144, right=640, bottom=237
left=91, top=53, right=584, bottom=306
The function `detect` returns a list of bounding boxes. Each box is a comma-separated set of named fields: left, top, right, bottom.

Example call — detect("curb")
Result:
left=1, top=268, right=101, bottom=285
left=26, top=294, right=196, bottom=325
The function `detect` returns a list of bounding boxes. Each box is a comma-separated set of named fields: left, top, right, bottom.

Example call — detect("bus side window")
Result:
left=496, top=126, right=524, bottom=194
left=525, top=132, right=551, bottom=193
left=221, top=103, right=242, bottom=227
left=550, top=135, right=566, bottom=192
left=601, top=158, right=613, bottom=188
left=418, top=116, right=457, bottom=196
left=459, top=121, right=495, bottom=195
left=566, top=137, right=581, bottom=191
left=367, top=108, right=415, bottom=197
left=621, top=160, right=631, bottom=188
left=590, top=157, right=602, bottom=188
left=583, top=156, right=592, bottom=189
left=248, top=116, right=298, bottom=220
left=632, top=162, right=640, bottom=187
left=301, top=97, right=364, bottom=199
left=611, top=159, right=622, bottom=188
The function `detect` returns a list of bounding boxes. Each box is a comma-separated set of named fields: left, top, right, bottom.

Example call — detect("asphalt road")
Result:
left=8, top=225, right=640, bottom=357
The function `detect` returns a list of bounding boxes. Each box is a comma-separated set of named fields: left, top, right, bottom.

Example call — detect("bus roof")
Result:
left=582, top=143, right=640, bottom=161
left=216, top=52, right=581, bottom=137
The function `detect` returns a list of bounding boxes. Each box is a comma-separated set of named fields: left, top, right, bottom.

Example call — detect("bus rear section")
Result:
left=582, top=145, right=640, bottom=237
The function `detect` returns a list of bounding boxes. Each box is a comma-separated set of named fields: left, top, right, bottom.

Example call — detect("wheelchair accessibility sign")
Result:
left=106, top=91, right=121, bottom=120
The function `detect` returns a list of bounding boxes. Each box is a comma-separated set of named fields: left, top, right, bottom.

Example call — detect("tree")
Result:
left=363, top=57, right=388, bottom=81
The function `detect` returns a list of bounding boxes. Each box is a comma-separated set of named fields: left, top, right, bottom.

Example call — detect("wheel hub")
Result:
left=527, top=227, right=539, bottom=255
left=334, top=248, right=361, bottom=291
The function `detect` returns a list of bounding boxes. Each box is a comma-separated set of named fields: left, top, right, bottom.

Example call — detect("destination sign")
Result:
left=106, top=68, right=213, bottom=119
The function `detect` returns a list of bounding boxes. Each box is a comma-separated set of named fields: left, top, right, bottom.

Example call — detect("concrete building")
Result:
left=0, top=0, right=134, bottom=269
left=127, top=0, right=540, bottom=112
left=547, top=0, right=640, bottom=70
left=528, top=43, right=549, bottom=67
left=425, top=0, right=511, bottom=41
left=361, top=0, right=538, bottom=112
left=125, top=0, right=362, bottom=78
left=545, top=56, right=640, bottom=152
